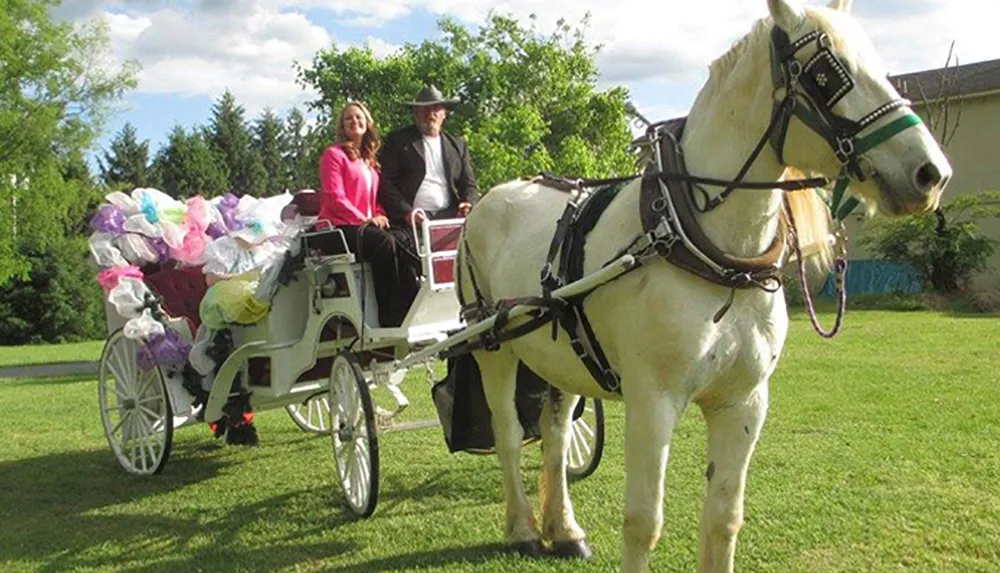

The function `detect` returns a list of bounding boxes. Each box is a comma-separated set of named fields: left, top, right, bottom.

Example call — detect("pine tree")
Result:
left=283, top=107, right=320, bottom=190
left=151, top=125, right=229, bottom=198
left=252, top=108, right=286, bottom=193
left=207, top=90, right=266, bottom=196
left=98, top=122, right=150, bottom=190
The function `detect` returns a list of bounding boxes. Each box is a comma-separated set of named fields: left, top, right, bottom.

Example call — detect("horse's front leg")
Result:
left=539, top=387, right=591, bottom=557
left=475, top=347, right=542, bottom=554
left=621, top=386, right=682, bottom=573
left=695, top=383, right=769, bottom=573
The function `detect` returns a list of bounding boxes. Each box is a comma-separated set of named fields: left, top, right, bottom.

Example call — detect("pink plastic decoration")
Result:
left=97, top=265, right=144, bottom=293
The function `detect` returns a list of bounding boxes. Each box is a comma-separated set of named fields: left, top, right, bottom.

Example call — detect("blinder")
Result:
left=769, top=26, right=919, bottom=184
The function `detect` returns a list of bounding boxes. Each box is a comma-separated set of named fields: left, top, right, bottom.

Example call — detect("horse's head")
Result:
left=768, top=0, right=952, bottom=215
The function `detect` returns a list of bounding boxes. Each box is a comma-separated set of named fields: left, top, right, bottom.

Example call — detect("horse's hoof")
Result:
left=549, top=539, right=593, bottom=559
left=510, top=539, right=546, bottom=558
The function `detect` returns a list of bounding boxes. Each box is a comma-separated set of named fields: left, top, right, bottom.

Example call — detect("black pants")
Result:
left=314, top=225, right=421, bottom=327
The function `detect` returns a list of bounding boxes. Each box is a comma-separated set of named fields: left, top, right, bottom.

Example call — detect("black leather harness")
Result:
left=455, top=21, right=924, bottom=395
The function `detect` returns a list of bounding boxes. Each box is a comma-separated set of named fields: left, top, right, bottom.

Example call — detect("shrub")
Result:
left=857, top=192, right=1000, bottom=294
left=0, top=238, right=106, bottom=344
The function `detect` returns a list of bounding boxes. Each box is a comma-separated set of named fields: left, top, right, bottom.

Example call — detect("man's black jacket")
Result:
left=377, top=125, right=479, bottom=223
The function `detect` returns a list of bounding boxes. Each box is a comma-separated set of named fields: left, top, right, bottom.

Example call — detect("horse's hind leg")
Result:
left=539, top=388, right=590, bottom=557
left=695, top=384, right=768, bottom=573
left=474, top=346, right=542, bottom=554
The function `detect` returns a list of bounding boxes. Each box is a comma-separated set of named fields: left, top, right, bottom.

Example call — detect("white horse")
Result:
left=457, top=1, right=951, bottom=572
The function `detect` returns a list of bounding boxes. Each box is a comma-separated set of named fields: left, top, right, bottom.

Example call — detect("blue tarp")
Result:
left=820, top=259, right=923, bottom=297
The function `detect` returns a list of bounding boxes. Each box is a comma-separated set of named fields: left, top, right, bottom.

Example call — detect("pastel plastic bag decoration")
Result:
left=108, top=277, right=151, bottom=319
left=89, top=233, right=129, bottom=268
left=206, top=222, right=227, bottom=239
left=202, top=237, right=284, bottom=278
left=124, top=307, right=166, bottom=341
left=215, top=193, right=244, bottom=232
left=97, top=265, right=144, bottom=293
left=116, top=233, right=159, bottom=265
left=230, top=194, right=292, bottom=245
left=123, top=213, right=163, bottom=238
left=199, top=275, right=271, bottom=330
left=104, top=191, right=140, bottom=214
left=171, top=196, right=211, bottom=265
left=90, top=204, right=127, bottom=236
left=137, top=327, right=192, bottom=371
left=187, top=324, right=218, bottom=376
left=147, top=236, right=171, bottom=262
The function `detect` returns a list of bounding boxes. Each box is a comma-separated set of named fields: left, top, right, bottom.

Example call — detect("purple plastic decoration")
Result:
left=218, top=193, right=245, bottom=231
left=147, top=237, right=171, bottom=262
left=138, top=328, right=192, bottom=371
left=206, top=222, right=227, bottom=239
left=90, top=204, right=126, bottom=236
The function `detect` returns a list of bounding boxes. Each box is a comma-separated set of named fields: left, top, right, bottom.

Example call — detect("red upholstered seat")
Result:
left=282, top=190, right=321, bottom=220
left=144, top=266, right=209, bottom=331
left=429, top=224, right=462, bottom=252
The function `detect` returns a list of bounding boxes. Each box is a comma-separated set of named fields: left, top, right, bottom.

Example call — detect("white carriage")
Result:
left=97, top=211, right=604, bottom=517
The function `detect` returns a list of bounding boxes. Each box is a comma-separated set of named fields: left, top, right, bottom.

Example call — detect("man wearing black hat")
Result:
left=378, top=85, right=479, bottom=226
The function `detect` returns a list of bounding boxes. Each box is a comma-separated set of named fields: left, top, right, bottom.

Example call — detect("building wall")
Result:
left=843, top=92, right=1000, bottom=290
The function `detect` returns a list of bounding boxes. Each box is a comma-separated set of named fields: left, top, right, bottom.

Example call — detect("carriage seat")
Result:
left=143, top=265, right=209, bottom=334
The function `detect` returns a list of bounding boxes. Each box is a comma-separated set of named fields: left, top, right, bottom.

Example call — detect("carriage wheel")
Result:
left=98, top=330, right=174, bottom=475
left=286, top=393, right=331, bottom=434
left=566, top=398, right=604, bottom=479
left=329, top=351, right=379, bottom=517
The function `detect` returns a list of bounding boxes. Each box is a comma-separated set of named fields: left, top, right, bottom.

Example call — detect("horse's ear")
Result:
left=767, top=0, right=806, bottom=32
left=828, top=0, right=853, bottom=12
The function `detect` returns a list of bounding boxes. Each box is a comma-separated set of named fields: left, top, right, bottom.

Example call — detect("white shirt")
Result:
left=413, top=134, right=450, bottom=212
left=359, top=161, right=374, bottom=217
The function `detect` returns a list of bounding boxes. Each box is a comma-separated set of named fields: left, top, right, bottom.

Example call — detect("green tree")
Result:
left=251, top=108, right=286, bottom=193
left=151, top=125, right=229, bottom=199
left=99, top=122, right=150, bottom=190
left=282, top=107, right=319, bottom=190
left=0, top=150, right=107, bottom=344
left=296, top=13, right=634, bottom=190
left=0, top=0, right=138, bottom=285
left=207, top=90, right=266, bottom=196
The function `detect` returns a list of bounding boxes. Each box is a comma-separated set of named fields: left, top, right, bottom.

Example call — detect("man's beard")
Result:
left=417, top=120, right=440, bottom=135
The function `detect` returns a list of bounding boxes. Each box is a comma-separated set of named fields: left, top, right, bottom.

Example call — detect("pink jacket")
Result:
left=318, top=145, right=385, bottom=227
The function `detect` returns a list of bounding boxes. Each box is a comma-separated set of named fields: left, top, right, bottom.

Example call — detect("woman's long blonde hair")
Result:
left=335, top=101, right=381, bottom=170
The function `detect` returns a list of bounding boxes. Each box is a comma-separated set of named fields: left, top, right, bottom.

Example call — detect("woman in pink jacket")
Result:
left=317, top=102, right=420, bottom=327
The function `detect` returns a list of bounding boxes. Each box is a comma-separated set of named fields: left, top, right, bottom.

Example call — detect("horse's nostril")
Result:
left=914, top=163, right=942, bottom=190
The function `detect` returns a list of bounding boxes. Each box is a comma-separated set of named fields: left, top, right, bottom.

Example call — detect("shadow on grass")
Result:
left=0, top=444, right=220, bottom=564
left=0, top=444, right=360, bottom=572
left=326, top=542, right=511, bottom=573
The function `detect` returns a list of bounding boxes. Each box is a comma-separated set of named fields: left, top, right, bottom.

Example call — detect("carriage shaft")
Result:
left=395, top=254, right=636, bottom=370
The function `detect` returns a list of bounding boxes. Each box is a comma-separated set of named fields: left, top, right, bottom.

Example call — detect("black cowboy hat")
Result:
left=403, top=85, right=460, bottom=108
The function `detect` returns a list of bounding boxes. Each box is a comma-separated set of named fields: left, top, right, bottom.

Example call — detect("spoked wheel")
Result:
left=286, top=393, right=331, bottom=434
left=98, top=330, right=174, bottom=475
left=329, top=351, right=379, bottom=517
left=566, top=398, right=604, bottom=479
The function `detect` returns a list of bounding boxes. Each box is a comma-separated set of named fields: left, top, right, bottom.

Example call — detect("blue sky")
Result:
left=55, top=0, right=999, bottom=163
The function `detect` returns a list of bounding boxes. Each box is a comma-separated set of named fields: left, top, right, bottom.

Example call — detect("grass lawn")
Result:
left=0, top=340, right=105, bottom=367
left=0, top=311, right=997, bottom=572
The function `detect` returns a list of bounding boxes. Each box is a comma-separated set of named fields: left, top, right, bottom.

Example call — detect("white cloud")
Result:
left=364, top=36, right=402, bottom=58
left=95, top=3, right=329, bottom=112
left=64, top=0, right=998, bottom=119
